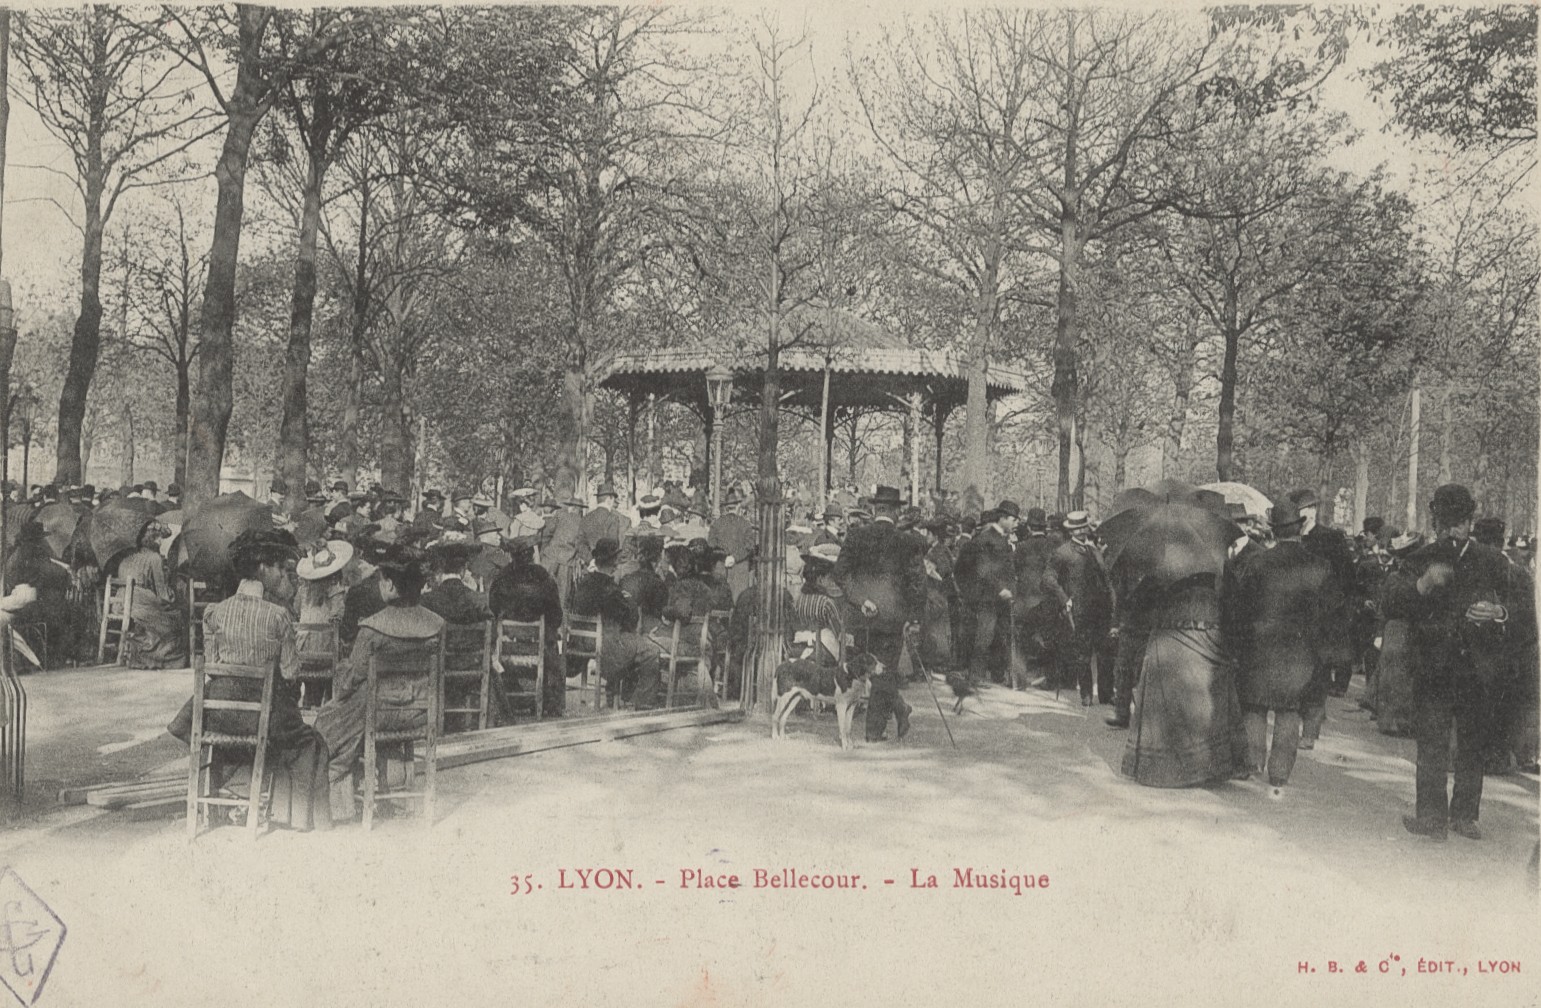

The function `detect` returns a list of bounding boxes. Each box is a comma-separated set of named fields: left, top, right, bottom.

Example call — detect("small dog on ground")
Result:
left=771, top=637, right=876, bottom=750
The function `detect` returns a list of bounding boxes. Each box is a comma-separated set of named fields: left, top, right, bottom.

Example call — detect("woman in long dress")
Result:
left=118, top=519, right=188, bottom=668
left=1121, top=570, right=1248, bottom=787
left=1373, top=532, right=1424, bottom=736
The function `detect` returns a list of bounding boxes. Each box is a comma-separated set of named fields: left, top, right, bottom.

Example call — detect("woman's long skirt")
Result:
left=1121, top=622, right=1247, bottom=787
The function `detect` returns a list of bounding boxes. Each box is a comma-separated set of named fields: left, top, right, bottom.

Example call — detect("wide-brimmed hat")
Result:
left=1063, top=510, right=1091, bottom=531
left=638, top=491, right=663, bottom=509
left=1389, top=530, right=1425, bottom=557
left=509, top=487, right=537, bottom=499
left=471, top=494, right=494, bottom=508
left=1267, top=503, right=1305, bottom=530
left=538, top=496, right=561, bottom=511
left=872, top=485, right=903, bottom=507
left=592, top=536, right=621, bottom=566
left=421, top=488, right=444, bottom=502
left=1288, top=488, right=1319, bottom=510
left=997, top=499, right=1021, bottom=520
left=348, top=489, right=369, bottom=502
left=566, top=494, right=588, bottom=509
left=802, top=542, right=841, bottom=567
left=298, top=540, right=355, bottom=580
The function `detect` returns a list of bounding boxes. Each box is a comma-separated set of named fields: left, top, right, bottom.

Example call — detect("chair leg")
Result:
left=186, top=745, right=204, bottom=839
left=362, top=732, right=376, bottom=832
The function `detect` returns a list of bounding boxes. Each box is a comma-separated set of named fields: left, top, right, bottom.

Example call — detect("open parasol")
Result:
left=1197, top=481, right=1272, bottom=518
left=35, top=502, right=84, bottom=560
left=178, top=491, right=273, bottom=582
left=1097, top=479, right=1238, bottom=589
left=89, top=497, right=154, bottom=567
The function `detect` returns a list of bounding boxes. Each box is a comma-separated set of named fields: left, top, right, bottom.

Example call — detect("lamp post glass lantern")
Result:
left=706, top=364, right=733, bottom=516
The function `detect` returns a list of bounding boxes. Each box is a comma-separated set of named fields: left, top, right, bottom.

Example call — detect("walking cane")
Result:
left=907, top=622, right=958, bottom=750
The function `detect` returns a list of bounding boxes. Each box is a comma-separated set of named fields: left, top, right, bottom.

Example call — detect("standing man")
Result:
left=832, top=485, right=922, bottom=741
left=709, top=487, right=756, bottom=601
left=413, top=488, right=447, bottom=532
left=1013, top=507, right=1058, bottom=685
left=1389, top=484, right=1520, bottom=841
left=813, top=505, right=844, bottom=548
left=1289, top=488, right=1356, bottom=746
left=1041, top=511, right=1114, bottom=706
left=580, top=482, right=630, bottom=564
left=954, top=502, right=1017, bottom=688
left=540, top=494, right=587, bottom=609
left=1229, top=503, right=1336, bottom=795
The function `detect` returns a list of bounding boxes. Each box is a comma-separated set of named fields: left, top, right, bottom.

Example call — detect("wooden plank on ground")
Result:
left=86, top=781, right=184, bottom=809
left=120, top=795, right=186, bottom=821
left=434, top=707, right=744, bottom=770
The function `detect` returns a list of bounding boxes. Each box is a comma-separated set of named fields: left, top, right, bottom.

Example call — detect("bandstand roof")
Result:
left=597, top=311, right=1031, bottom=417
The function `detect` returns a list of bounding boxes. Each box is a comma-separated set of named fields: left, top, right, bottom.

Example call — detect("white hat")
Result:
left=471, top=494, right=494, bottom=508
left=509, top=487, right=537, bottom=498
left=803, top=542, right=841, bottom=565
left=297, top=540, right=355, bottom=581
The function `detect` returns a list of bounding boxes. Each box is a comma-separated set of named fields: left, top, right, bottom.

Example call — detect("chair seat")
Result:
left=443, top=669, right=485, bottom=680
left=200, top=733, right=262, bottom=747
left=373, top=728, right=429, bottom=744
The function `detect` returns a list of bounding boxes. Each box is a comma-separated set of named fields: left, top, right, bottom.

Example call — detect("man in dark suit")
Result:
left=1013, top=507, right=1058, bottom=683
left=1229, top=503, right=1336, bottom=792
left=339, top=541, right=391, bottom=647
left=580, top=483, right=630, bottom=565
left=708, top=488, right=756, bottom=601
left=572, top=537, right=662, bottom=708
left=954, top=501, right=1017, bottom=687
left=1042, top=510, right=1114, bottom=705
left=1389, top=484, right=1523, bottom=841
left=540, top=495, right=587, bottom=609
left=831, top=485, right=922, bottom=740
left=488, top=540, right=565, bottom=717
left=412, top=488, right=446, bottom=533
left=422, top=541, right=493, bottom=624
left=619, top=534, right=668, bottom=636
left=1289, top=488, right=1357, bottom=745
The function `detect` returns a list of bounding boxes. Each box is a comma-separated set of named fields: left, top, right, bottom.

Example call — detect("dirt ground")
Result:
left=0, top=665, right=1536, bottom=1008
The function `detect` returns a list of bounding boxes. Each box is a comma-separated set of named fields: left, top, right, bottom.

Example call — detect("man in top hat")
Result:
left=1289, top=488, right=1357, bottom=706
left=813, top=505, right=844, bottom=548
left=1387, top=484, right=1523, bottom=841
left=1228, top=502, right=1339, bottom=794
left=709, top=486, right=756, bottom=601
left=1014, top=506, right=1059, bottom=682
left=831, top=485, right=922, bottom=740
left=580, top=482, right=630, bottom=565
left=539, top=493, right=589, bottom=608
left=954, top=501, right=1019, bottom=687
left=1041, top=510, right=1114, bottom=705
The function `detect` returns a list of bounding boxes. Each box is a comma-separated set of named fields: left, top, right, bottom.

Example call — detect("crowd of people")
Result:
left=1, top=469, right=1537, bottom=842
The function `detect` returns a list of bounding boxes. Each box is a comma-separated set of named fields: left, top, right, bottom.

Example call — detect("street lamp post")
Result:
left=706, top=364, right=733, bottom=518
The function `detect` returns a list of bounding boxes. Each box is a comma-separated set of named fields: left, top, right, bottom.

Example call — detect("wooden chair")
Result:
left=295, top=621, right=341, bottom=709
left=564, top=615, right=603, bottom=711
left=440, top=622, right=494, bottom=734
left=96, top=577, right=135, bottom=666
left=494, top=620, right=546, bottom=721
left=662, top=618, right=713, bottom=708
left=184, top=658, right=276, bottom=840
left=361, top=637, right=443, bottom=831
left=185, top=579, right=217, bottom=661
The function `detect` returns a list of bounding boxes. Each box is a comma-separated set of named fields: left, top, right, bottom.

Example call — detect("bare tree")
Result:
left=11, top=6, right=217, bottom=484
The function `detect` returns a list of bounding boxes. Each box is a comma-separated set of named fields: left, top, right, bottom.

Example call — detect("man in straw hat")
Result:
left=1041, top=510, right=1114, bottom=706
left=1390, top=484, right=1524, bottom=841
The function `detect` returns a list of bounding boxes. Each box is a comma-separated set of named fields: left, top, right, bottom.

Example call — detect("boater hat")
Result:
left=1063, top=510, right=1091, bottom=531
left=298, top=540, right=355, bottom=581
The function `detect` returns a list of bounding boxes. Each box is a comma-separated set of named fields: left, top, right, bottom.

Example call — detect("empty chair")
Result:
left=97, top=577, right=135, bottom=665
left=494, top=620, right=547, bottom=721
left=441, top=622, right=495, bottom=733
left=563, top=615, right=603, bottom=711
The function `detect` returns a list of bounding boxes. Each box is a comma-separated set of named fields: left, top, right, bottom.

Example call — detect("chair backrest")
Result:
left=495, top=619, right=546, bottom=669
left=442, top=621, right=492, bottom=675
left=705, top=608, right=732, bottom=654
left=189, top=658, right=276, bottom=741
left=366, top=637, right=443, bottom=712
left=565, top=615, right=601, bottom=660
left=296, top=622, right=340, bottom=665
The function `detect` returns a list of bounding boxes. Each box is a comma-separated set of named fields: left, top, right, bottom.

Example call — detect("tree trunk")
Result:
left=339, top=341, right=361, bottom=489
left=1051, top=238, right=1079, bottom=512
left=276, top=153, right=325, bottom=514
left=119, top=402, right=133, bottom=488
left=1113, top=441, right=1129, bottom=495
left=186, top=60, right=267, bottom=510
left=962, top=293, right=993, bottom=517
left=1162, top=314, right=1200, bottom=481
left=1471, top=437, right=1490, bottom=508
left=646, top=394, right=662, bottom=492
left=1353, top=443, right=1370, bottom=533
left=378, top=361, right=413, bottom=494
left=1215, top=315, right=1241, bottom=482
left=55, top=190, right=105, bottom=484
left=173, top=362, right=190, bottom=488
left=1437, top=385, right=1453, bottom=484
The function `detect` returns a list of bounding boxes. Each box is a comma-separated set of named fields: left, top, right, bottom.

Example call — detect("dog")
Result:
left=771, top=637, right=876, bottom=750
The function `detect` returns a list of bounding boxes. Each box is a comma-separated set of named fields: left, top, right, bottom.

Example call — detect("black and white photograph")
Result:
left=0, top=2, right=1535, bottom=1006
